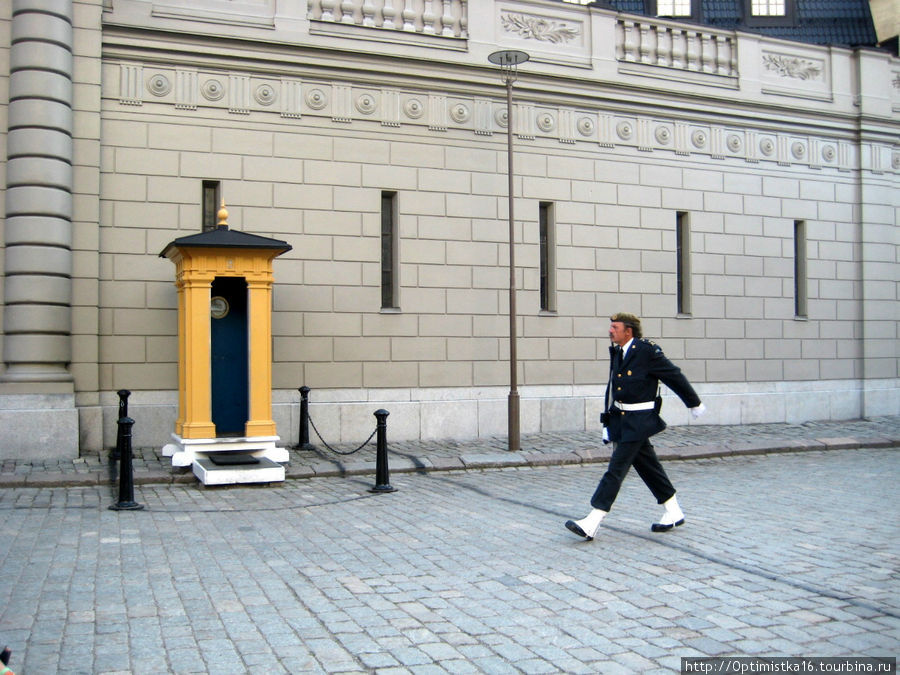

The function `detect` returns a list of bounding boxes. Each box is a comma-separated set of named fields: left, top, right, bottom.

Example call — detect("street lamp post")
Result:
left=488, top=49, right=529, bottom=452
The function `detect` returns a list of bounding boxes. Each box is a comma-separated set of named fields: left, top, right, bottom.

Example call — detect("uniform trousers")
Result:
left=590, top=438, right=676, bottom=511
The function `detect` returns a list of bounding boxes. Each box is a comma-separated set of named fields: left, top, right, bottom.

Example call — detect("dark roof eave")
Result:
left=160, top=227, right=292, bottom=258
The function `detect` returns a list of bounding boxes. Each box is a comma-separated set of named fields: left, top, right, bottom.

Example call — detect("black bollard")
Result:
left=109, top=416, right=144, bottom=511
left=298, top=386, right=314, bottom=450
left=369, top=409, right=396, bottom=493
left=111, top=389, right=131, bottom=460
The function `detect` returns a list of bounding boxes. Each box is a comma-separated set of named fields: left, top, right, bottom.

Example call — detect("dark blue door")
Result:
left=210, top=277, right=248, bottom=435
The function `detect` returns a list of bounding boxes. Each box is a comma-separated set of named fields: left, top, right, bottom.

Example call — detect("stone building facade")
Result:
left=1, top=0, right=898, bottom=459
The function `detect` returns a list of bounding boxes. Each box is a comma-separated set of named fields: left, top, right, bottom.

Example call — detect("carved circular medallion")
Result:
left=893, top=153, right=900, bottom=170
left=759, top=138, right=775, bottom=156
left=201, top=79, right=225, bottom=101
left=537, top=113, right=555, bottom=133
left=449, top=103, right=469, bottom=124
left=210, top=296, right=230, bottom=319
left=616, top=121, right=634, bottom=141
left=655, top=126, right=672, bottom=145
left=356, top=93, right=377, bottom=115
left=306, top=88, right=328, bottom=110
left=255, top=84, right=277, bottom=106
left=495, top=108, right=509, bottom=129
left=147, top=74, right=171, bottom=97
left=821, top=144, right=836, bottom=162
left=577, top=117, right=594, bottom=137
left=691, top=129, right=707, bottom=148
left=791, top=141, right=806, bottom=159
left=727, top=134, right=743, bottom=153
left=404, top=98, right=424, bottom=119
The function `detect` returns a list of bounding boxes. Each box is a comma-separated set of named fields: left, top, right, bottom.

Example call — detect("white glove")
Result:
left=602, top=427, right=609, bottom=443
left=690, top=402, right=707, bottom=419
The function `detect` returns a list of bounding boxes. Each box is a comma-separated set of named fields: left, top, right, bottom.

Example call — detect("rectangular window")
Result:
left=539, top=202, right=557, bottom=313
left=751, top=0, right=785, bottom=16
left=381, top=191, right=399, bottom=310
left=657, top=0, right=692, bottom=16
left=202, top=180, right=220, bottom=231
left=676, top=212, right=692, bottom=315
left=794, top=220, right=807, bottom=318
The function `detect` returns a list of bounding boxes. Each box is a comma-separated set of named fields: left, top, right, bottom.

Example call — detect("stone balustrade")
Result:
left=617, top=17, right=737, bottom=77
left=308, top=0, right=468, bottom=38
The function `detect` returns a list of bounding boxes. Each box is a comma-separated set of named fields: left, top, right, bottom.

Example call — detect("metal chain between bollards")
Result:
left=296, top=388, right=396, bottom=493
left=306, top=413, right=377, bottom=456
left=298, top=386, right=377, bottom=456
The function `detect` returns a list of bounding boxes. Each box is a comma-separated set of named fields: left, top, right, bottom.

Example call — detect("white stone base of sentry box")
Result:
left=192, top=455, right=285, bottom=485
left=162, top=434, right=287, bottom=467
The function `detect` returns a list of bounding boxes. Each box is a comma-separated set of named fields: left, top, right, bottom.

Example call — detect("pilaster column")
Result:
left=179, top=275, right=216, bottom=439
left=2, top=0, right=74, bottom=386
left=245, top=277, right=277, bottom=437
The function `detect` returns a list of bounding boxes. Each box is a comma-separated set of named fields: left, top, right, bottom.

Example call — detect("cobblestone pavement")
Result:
left=0, top=416, right=898, bottom=488
left=0, top=444, right=897, bottom=673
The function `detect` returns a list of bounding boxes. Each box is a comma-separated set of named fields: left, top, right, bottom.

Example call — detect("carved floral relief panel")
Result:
left=760, top=50, right=831, bottom=101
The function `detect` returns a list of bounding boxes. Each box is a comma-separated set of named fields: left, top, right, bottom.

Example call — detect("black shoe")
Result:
left=651, top=518, right=684, bottom=532
left=565, top=520, right=593, bottom=540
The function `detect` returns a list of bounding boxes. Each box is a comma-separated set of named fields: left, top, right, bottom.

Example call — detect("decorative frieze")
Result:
left=175, top=70, right=197, bottom=110
left=228, top=74, right=250, bottom=114
left=597, top=113, right=614, bottom=148
left=119, top=64, right=142, bottom=105
left=514, top=102, right=535, bottom=140
left=558, top=108, right=576, bottom=144
left=201, top=77, right=225, bottom=102
left=673, top=123, right=690, bottom=155
left=636, top=117, right=652, bottom=152
left=147, top=73, right=171, bottom=97
left=281, top=79, right=303, bottom=118
left=428, top=93, right=448, bottom=131
left=111, top=62, right=891, bottom=174
left=332, top=84, right=353, bottom=122
left=474, top=98, right=492, bottom=136
left=381, top=89, right=401, bottom=126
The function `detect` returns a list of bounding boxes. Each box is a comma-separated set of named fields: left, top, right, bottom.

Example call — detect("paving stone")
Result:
left=0, top=431, right=898, bottom=673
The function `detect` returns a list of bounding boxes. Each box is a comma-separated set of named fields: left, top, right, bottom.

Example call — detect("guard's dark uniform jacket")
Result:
left=604, top=338, right=701, bottom=443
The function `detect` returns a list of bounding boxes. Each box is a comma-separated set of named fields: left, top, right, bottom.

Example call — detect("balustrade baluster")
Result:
left=626, top=21, right=637, bottom=62
left=671, top=29, right=684, bottom=69
left=362, top=0, right=376, bottom=26
left=614, top=20, right=625, bottom=60
left=686, top=33, right=698, bottom=71
left=639, top=24, right=651, bottom=64
left=441, top=0, right=454, bottom=36
left=382, top=0, right=396, bottom=28
left=701, top=34, right=714, bottom=73
left=340, top=0, right=357, bottom=23
left=715, top=36, right=729, bottom=75
left=321, top=0, right=337, bottom=21
left=423, top=0, right=436, bottom=34
left=655, top=26, right=668, bottom=66
left=402, top=0, right=416, bottom=31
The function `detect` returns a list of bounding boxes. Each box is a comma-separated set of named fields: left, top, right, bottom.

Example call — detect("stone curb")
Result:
left=0, top=435, right=896, bottom=489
